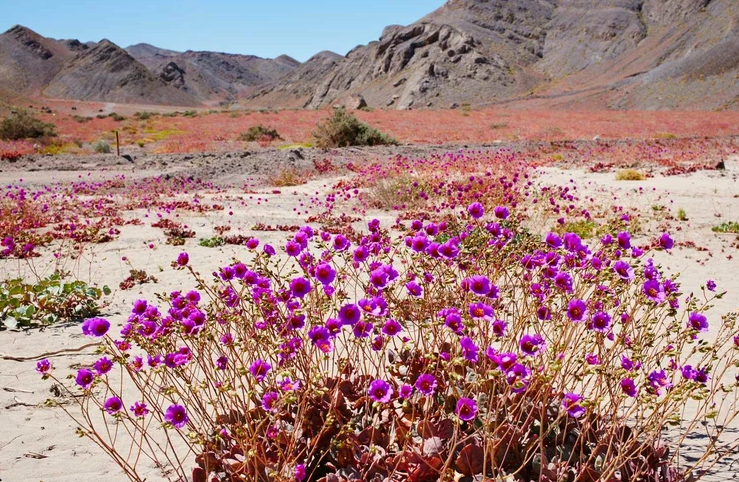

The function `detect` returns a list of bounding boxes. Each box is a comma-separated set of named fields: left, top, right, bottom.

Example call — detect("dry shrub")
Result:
left=269, top=168, right=308, bottom=187
left=616, top=169, right=646, bottom=181
left=0, top=111, right=56, bottom=140
left=313, top=108, right=397, bottom=148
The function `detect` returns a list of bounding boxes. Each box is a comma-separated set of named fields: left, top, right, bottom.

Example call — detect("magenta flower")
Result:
left=589, top=311, right=612, bottom=333
left=659, top=233, right=674, bottom=250
left=295, top=464, right=307, bottom=482
left=176, top=252, right=189, bottom=266
left=415, top=374, right=437, bottom=396
left=617, top=231, right=631, bottom=249
left=308, top=325, right=332, bottom=352
left=520, top=334, right=546, bottom=357
left=338, top=303, right=361, bottom=326
left=441, top=308, right=463, bottom=334
left=456, top=397, right=478, bottom=421
left=93, top=356, right=114, bottom=376
left=467, top=202, right=484, bottom=219
left=75, top=368, right=94, bottom=389
left=130, top=401, right=149, bottom=417
left=687, top=312, right=708, bottom=332
left=368, top=379, right=393, bottom=403
left=647, top=369, right=672, bottom=395
left=399, top=384, right=413, bottom=398
left=554, top=271, right=573, bottom=292
left=261, top=391, right=280, bottom=412
left=706, top=280, right=716, bottom=292
left=566, top=299, right=588, bottom=322
left=36, top=358, right=51, bottom=375
left=642, top=279, right=665, bottom=303
left=352, top=319, right=373, bottom=338
left=469, top=302, right=494, bottom=321
left=249, top=359, right=272, bottom=382
left=369, top=268, right=390, bottom=289
left=562, top=392, right=585, bottom=418
left=81, top=317, right=110, bottom=337
left=314, top=263, right=336, bottom=285
left=460, top=336, right=479, bottom=362
left=264, top=244, right=276, bottom=256
left=289, top=277, right=312, bottom=299
left=406, top=281, right=423, bottom=297
left=491, top=319, right=507, bottom=337
left=381, top=319, right=402, bottom=337
left=104, top=396, right=123, bottom=414
left=494, top=206, right=509, bottom=219
left=466, top=275, right=491, bottom=296
left=621, top=378, right=637, bottom=397
left=613, top=260, right=635, bottom=281
left=505, top=363, right=531, bottom=392
left=164, top=404, right=189, bottom=429
left=545, top=232, right=563, bottom=248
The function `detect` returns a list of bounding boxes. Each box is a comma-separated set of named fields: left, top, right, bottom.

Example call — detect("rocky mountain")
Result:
left=125, top=44, right=300, bottom=103
left=244, top=0, right=739, bottom=110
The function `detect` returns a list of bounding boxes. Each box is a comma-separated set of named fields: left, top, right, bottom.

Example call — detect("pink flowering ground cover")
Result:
left=22, top=149, right=739, bottom=482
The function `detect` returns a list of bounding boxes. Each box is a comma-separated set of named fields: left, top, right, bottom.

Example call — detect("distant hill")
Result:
left=2, top=0, right=739, bottom=111
left=244, top=0, right=739, bottom=111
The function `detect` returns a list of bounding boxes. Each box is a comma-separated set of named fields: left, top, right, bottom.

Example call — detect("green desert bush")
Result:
left=0, top=111, right=56, bottom=140
left=615, top=169, right=646, bottom=181
left=313, top=107, right=398, bottom=148
left=92, top=140, right=111, bottom=154
left=240, top=125, right=282, bottom=142
left=0, top=272, right=109, bottom=330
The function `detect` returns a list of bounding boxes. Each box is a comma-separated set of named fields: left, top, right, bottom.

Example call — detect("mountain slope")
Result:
left=245, top=0, right=739, bottom=110
left=126, top=45, right=300, bottom=104
left=44, top=39, right=198, bottom=105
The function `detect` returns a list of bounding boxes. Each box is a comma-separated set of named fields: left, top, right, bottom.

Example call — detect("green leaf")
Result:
left=102, top=286, right=111, bottom=296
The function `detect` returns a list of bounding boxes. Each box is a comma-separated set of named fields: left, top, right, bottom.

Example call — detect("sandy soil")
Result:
left=1, top=149, right=738, bottom=482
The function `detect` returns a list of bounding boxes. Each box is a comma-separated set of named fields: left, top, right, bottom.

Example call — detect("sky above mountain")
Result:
left=0, top=0, right=445, bottom=62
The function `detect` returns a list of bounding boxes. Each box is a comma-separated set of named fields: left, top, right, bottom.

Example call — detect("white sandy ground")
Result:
left=1, top=160, right=739, bottom=481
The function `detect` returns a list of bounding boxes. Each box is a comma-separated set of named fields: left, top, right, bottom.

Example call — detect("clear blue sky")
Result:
left=0, top=0, right=445, bottom=62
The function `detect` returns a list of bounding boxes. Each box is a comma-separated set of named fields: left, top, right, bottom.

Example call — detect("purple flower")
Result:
left=215, top=355, right=228, bottom=370
left=338, top=303, right=361, bottom=326
left=104, top=396, right=123, bottom=414
left=406, top=281, right=423, bottom=297
left=75, top=368, right=94, bottom=389
left=460, top=336, right=479, bottom=363
left=456, top=397, right=478, bottom=421
left=687, top=312, right=708, bottom=332
left=467, top=202, right=484, bottom=219
left=165, top=404, right=189, bottom=429
left=295, top=464, right=307, bottom=482
left=621, top=378, right=637, bottom=397
left=352, top=320, right=373, bottom=338
left=93, top=357, right=114, bottom=376
left=36, top=359, right=51, bottom=375
left=554, top=271, right=573, bottom=292
left=589, top=311, right=611, bottom=333
left=442, top=308, right=464, bottom=334
left=314, top=263, right=336, bottom=285
left=494, top=206, right=510, bottom=220
left=562, top=392, right=585, bottom=418
left=249, top=359, right=271, bottom=382
left=262, top=391, right=280, bottom=412
left=681, top=365, right=697, bottom=381
left=399, top=384, right=413, bottom=398
left=382, top=319, right=402, bottom=337
left=585, top=353, right=601, bottom=365
left=368, top=379, right=393, bottom=403
left=617, top=231, right=631, bottom=249
left=289, top=277, right=312, bottom=299
left=659, top=233, right=674, bottom=250
left=642, top=279, right=665, bottom=304
left=176, top=252, right=189, bottom=266
left=706, top=280, right=716, bottom=292
left=567, top=299, right=588, bottom=322
left=466, top=275, right=491, bottom=296
left=81, top=317, right=110, bottom=337
left=621, top=355, right=636, bottom=371
left=415, top=374, right=437, bottom=396
left=469, top=302, right=494, bottom=321
left=545, top=232, right=563, bottom=248
left=613, top=260, right=635, bottom=281
left=647, top=369, right=672, bottom=395
left=505, top=363, right=531, bottom=392
left=130, top=401, right=149, bottom=417
left=332, top=234, right=350, bottom=251
left=520, top=333, right=546, bottom=357
left=491, top=319, right=507, bottom=337
left=264, top=244, right=276, bottom=256
left=308, top=325, right=332, bottom=352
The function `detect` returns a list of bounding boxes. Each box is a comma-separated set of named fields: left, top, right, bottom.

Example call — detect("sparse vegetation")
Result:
left=0, top=111, right=56, bottom=140
left=239, top=124, right=282, bottom=142
left=269, top=168, right=307, bottom=187
left=678, top=208, right=688, bottom=221
left=616, top=169, right=646, bottom=181
left=92, top=140, right=111, bottom=154
left=712, top=221, right=739, bottom=233
left=553, top=219, right=598, bottom=239
left=313, top=108, right=398, bottom=148
left=198, top=236, right=225, bottom=248
left=134, top=111, right=155, bottom=121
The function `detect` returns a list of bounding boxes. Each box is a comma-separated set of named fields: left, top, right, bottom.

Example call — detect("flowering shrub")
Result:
left=42, top=199, right=739, bottom=481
